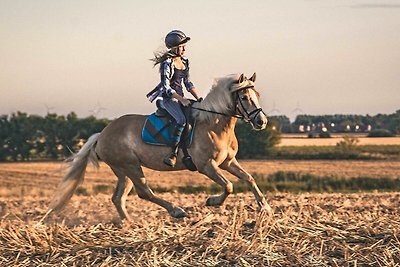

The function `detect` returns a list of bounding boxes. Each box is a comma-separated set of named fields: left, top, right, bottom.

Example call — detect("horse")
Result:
left=48, top=73, right=272, bottom=220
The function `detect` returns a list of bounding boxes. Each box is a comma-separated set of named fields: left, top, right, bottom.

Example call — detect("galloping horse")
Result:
left=49, top=73, right=272, bottom=220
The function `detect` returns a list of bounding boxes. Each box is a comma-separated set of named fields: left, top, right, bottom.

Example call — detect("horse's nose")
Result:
left=255, top=113, right=267, bottom=129
left=256, top=117, right=264, bottom=126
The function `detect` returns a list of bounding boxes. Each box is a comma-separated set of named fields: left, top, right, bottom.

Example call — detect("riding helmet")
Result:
left=165, top=30, right=191, bottom=48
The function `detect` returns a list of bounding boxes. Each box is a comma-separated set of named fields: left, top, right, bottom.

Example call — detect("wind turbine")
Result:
left=89, top=101, right=107, bottom=117
left=292, top=101, right=304, bottom=114
left=268, top=101, right=281, bottom=116
left=44, top=103, right=55, bottom=114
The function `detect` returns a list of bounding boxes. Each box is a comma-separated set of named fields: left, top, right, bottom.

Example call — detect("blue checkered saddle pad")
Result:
left=141, top=113, right=195, bottom=146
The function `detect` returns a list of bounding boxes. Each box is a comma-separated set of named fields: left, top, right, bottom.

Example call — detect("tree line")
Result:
left=1, top=110, right=398, bottom=162
left=272, top=110, right=400, bottom=134
left=0, top=111, right=280, bottom=162
left=0, top=112, right=109, bottom=161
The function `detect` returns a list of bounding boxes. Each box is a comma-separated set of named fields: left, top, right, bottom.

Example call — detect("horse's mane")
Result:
left=192, top=74, right=239, bottom=122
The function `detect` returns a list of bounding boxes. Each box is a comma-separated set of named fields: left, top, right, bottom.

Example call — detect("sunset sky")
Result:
left=1, top=0, right=399, bottom=120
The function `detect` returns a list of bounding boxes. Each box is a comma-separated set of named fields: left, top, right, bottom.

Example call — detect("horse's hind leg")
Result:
left=198, top=160, right=233, bottom=206
left=111, top=168, right=133, bottom=221
left=125, top=165, right=187, bottom=218
left=221, top=158, right=272, bottom=214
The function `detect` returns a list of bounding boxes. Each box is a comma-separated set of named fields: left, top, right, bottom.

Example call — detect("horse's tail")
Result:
left=49, top=133, right=101, bottom=212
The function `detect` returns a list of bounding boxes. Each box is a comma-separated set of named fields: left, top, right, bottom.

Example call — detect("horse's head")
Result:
left=230, top=73, right=268, bottom=130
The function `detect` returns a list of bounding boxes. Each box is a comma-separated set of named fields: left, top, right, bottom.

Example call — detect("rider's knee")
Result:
left=176, top=117, right=186, bottom=126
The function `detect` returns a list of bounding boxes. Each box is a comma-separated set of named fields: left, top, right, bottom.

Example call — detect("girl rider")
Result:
left=148, top=30, right=202, bottom=167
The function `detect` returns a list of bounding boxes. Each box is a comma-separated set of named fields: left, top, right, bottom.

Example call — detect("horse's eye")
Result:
left=241, top=95, right=249, bottom=101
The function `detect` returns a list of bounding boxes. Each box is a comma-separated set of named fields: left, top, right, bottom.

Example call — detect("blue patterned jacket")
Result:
left=147, top=57, right=194, bottom=102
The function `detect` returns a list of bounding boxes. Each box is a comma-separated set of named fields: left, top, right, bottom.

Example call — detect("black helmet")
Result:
left=165, top=30, right=191, bottom=49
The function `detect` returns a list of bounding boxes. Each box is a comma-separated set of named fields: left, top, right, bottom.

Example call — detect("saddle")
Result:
left=141, top=100, right=197, bottom=171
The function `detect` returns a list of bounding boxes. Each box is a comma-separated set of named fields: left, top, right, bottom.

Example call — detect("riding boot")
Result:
left=163, top=145, right=179, bottom=167
left=163, top=124, right=185, bottom=167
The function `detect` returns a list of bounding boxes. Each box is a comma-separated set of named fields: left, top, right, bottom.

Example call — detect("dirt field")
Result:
left=1, top=160, right=399, bottom=197
left=1, top=161, right=400, bottom=265
left=1, top=192, right=400, bottom=266
left=278, top=135, right=400, bottom=147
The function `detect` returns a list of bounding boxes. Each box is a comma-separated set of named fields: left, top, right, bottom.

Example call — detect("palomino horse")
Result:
left=49, top=73, right=272, bottom=220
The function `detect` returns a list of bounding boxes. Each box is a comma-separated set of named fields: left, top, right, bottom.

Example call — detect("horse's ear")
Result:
left=249, top=72, right=256, bottom=82
left=238, top=74, right=245, bottom=84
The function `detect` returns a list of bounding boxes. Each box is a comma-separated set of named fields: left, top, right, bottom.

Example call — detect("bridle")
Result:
left=190, top=84, right=264, bottom=122
left=234, top=86, right=264, bottom=123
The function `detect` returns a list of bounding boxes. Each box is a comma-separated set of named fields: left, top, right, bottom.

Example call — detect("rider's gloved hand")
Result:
left=181, top=98, right=191, bottom=107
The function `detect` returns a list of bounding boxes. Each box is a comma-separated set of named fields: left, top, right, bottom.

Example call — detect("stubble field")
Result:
left=1, top=158, right=400, bottom=266
left=278, top=134, right=400, bottom=146
left=1, top=160, right=399, bottom=197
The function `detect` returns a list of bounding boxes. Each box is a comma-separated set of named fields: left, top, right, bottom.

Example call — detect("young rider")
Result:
left=148, top=30, right=202, bottom=167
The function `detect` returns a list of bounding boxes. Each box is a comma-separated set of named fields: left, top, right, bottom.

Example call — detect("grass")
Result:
left=154, top=171, right=400, bottom=195
left=269, top=145, right=400, bottom=160
left=250, top=171, right=400, bottom=193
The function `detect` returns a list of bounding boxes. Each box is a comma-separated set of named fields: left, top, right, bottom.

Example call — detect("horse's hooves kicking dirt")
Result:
left=169, top=207, right=188, bottom=218
left=205, top=195, right=223, bottom=207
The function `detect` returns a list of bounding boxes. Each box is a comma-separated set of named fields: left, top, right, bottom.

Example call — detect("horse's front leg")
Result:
left=221, top=158, right=272, bottom=214
left=198, top=160, right=233, bottom=206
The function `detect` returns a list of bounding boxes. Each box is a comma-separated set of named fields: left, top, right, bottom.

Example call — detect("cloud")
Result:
left=350, top=4, right=400, bottom=9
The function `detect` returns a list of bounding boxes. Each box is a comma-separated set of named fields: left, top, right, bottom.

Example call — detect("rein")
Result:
left=190, top=106, right=243, bottom=118
left=190, top=85, right=263, bottom=121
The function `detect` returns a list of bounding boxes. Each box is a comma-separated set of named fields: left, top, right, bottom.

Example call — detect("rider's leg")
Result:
left=163, top=123, right=185, bottom=167
left=162, top=98, right=186, bottom=167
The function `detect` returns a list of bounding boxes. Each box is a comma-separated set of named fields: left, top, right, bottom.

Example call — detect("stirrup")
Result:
left=163, top=152, right=177, bottom=167
left=182, top=155, right=197, bottom=171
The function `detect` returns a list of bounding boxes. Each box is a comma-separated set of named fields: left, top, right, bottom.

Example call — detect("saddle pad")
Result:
left=141, top=113, right=195, bottom=147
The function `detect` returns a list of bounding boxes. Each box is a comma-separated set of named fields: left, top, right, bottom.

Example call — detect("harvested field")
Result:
left=1, top=161, right=400, bottom=266
left=279, top=135, right=400, bottom=147
left=1, top=160, right=399, bottom=197
left=1, top=193, right=400, bottom=266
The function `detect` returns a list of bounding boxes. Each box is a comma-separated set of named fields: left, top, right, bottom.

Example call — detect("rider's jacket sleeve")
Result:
left=160, top=58, right=176, bottom=97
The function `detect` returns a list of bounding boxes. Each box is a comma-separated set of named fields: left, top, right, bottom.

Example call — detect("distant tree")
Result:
left=368, top=129, right=394, bottom=137
left=235, top=120, right=281, bottom=159
left=269, top=115, right=292, bottom=133
left=319, top=132, right=331, bottom=138
left=387, top=110, right=400, bottom=134
left=294, top=115, right=312, bottom=126
left=58, top=112, right=81, bottom=157
left=77, top=115, right=109, bottom=140
left=42, top=113, right=64, bottom=159
left=0, top=115, right=11, bottom=161
left=7, top=112, right=41, bottom=161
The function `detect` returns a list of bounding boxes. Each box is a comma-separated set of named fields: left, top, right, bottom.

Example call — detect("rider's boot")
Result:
left=163, top=124, right=185, bottom=167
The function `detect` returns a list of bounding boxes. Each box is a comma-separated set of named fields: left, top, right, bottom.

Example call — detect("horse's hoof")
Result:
left=205, top=196, right=221, bottom=207
left=258, top=202, right=273, bottom=216
left=121, top=218, right=133, bottom=228
left=170, top=207, right=187, bottom=218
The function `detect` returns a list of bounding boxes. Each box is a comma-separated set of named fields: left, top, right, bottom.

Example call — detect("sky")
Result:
left=1, top=0, right=399, bottom=121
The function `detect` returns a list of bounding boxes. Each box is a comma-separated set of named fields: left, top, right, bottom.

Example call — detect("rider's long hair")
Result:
left=151, top=48, right=178, bottom=66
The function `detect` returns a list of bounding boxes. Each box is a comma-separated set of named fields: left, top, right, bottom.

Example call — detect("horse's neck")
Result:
left=192, top=106, right=237, bottom=136
left=191, top=90, right=237, bottom=136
